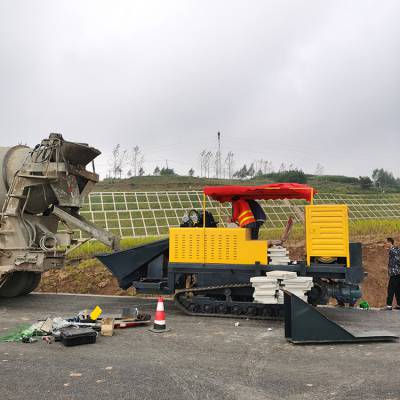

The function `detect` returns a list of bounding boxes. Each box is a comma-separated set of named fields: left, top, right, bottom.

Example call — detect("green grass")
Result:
left=348, top=219, right=400, bottom=238
left=78, top=188, right=400, bottom=236
left=68, top=236, right=166, bottom=259
left=261, top=219, right=400, bottom=243
left=96, top=175, right=400, bottom=194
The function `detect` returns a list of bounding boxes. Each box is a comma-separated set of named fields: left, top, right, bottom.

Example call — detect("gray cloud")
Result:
left=0, top=0, right=399, bottom=178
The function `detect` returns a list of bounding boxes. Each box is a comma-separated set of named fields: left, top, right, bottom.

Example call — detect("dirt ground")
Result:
left=37, top=237, right=397, bottom=308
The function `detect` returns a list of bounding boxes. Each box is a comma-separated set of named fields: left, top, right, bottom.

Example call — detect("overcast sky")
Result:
left=0, top=0, right=399, bottom=178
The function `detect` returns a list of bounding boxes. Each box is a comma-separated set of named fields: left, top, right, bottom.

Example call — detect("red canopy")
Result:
left=203, top=183, right=316, bottom=203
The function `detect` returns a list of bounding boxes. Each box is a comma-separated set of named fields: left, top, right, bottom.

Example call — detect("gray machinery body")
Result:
left=0, top=145, right=54, bottom=214
left=0, top=134, right=119, bottom=297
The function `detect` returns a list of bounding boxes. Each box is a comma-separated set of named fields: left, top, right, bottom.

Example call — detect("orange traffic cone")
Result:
left=150, top=297, right=171, bottom=333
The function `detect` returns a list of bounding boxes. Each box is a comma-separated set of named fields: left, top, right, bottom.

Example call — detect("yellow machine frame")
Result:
left=305, top=204, right=350, bottom=267
left=169, top=193, right=350, bottom=268
left=169, top=227, right=268, bottom=265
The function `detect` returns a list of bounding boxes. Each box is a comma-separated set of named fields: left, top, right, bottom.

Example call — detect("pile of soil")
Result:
left=38, top=259, right=136, bottom=297
left=37, top=238, right=397, bottom=308
left=360, top=241, right=390, bottom=307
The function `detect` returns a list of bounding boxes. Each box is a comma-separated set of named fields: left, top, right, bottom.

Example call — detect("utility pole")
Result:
left=216, top=131, right=222, bottom=179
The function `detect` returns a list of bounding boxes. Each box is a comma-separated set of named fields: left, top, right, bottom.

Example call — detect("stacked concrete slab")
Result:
left=250, top=276, right=280, bottom=304
left=278, top=276, right=314, bottom=303
left=251, top=271, right=313, bottom=304
left=266, top=270, right=297, bottom=280
left=268, top=246, right=290, bottom=265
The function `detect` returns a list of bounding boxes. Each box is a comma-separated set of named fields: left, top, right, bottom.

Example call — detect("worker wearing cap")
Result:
left=231, top=196, right=258, bottom=239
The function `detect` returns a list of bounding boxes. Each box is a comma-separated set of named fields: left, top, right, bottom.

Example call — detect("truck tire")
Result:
left=20, top=272, right=42, bottom=295
left=0, top=272, right=32, bottom=297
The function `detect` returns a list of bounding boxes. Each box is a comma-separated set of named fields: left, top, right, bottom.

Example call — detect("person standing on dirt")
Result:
left=384, top=237, right=400, bottom=310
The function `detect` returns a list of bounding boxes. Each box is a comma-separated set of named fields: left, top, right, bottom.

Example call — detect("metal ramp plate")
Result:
left=96, top=239, right=169, bottom=289
left=284, top=290, right=399, bottom=344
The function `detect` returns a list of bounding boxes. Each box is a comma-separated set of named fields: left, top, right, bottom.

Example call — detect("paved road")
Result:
left=0, top=293, right=399, bottom=400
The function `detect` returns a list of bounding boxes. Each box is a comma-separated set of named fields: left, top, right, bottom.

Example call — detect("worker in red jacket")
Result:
left=231, top=196, right=258, bottom=239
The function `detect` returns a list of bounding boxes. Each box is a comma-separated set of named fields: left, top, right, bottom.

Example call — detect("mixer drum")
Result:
left=0, top=145, right=56, bottom=214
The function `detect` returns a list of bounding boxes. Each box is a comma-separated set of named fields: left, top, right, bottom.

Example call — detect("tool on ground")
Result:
left=90, top=305, right=103, bottom=321
left=22, top=337, right=38, bottom=343
left=101, top=318, right=115, bottom=337
left=121, top=307, right=138, bottom=320
left=38, top=317, right=54, bottom=334
left=60, top=327, right=97, bottom=346
left=42, top=336, right=54, bottom=344
left=150, top=297, right=170, bottom=333
left=115, top=317, right=151, bottom=329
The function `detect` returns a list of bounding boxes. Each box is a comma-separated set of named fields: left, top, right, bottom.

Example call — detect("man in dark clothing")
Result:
left=247, top=199, right=266, bottom=240
left=384, top=237, right=400, bottom=310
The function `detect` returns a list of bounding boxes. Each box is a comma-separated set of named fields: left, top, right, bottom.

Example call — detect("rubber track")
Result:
left=173, top=283, right=284, bottom=320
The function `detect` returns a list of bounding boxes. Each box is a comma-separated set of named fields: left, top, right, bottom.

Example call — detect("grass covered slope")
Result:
left=96, top=174, right=400, bottom=194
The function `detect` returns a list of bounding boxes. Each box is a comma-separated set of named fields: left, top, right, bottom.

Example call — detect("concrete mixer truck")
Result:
left=0, top=133, right=119, bottom=297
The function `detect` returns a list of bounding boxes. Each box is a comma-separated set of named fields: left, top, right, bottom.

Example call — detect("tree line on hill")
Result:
left=106, top=144, right=399, bottom=191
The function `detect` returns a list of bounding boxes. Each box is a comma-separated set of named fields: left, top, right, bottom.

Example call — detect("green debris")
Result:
left=0, top=323, right=44, bottom=342
left=359, top=299, right=370, bottom=310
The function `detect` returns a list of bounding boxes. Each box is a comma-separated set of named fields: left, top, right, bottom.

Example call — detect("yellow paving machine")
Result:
left=98, top=183, right=364, bottom=319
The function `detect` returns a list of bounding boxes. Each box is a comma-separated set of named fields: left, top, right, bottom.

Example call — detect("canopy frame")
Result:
left=201, top=183, right=316, bottom=227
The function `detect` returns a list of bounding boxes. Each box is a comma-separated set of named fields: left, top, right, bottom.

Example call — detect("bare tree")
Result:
left=199, top=150, right=213, bottom=178
left=287, top=163, right=295, bottom=171
left=248, top=163, right=255, bottom=177
left=199, top=150, right=207, bottom=177
left=279, top=163, right=286, bottom=173
left=130, top=146, right=144, bottom=177
left=250, top=159, right=274, bottom=175
left=204, top=152, right=213, bottom=178
left=225, top=151, right=234, bottom=179
left=109, top=144, right=128, bottom=179
left=315, top=163, right=325, bottom=175
left=263, top=160, right=273, bottom=174
left=254, top=159, right=263, bottom=174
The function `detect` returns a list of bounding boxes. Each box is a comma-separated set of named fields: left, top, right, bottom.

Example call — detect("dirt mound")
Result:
left=360, top=241, right=390, bottom=307
left=37, top=238, right=396, bottom=307
left=38, top=259, right=135, bottom=297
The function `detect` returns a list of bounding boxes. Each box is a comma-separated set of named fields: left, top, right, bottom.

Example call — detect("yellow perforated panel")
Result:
left=169, top=227, right=268, bottom=265
left=305, top=205, right=350, bottom=267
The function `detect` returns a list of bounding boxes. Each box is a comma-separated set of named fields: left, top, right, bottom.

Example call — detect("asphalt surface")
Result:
left=0, top=294, right=400, bottom=400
